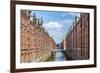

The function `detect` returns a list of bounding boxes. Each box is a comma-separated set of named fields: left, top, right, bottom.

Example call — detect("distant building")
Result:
left=20, top=10, right=56, bottom=63
left=61, top=39, right=67, bottom=50
left=56, top=44, right=62, bottom=49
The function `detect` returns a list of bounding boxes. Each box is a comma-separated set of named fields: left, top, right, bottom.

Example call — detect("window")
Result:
left=21, top=53, right=23, bottom=56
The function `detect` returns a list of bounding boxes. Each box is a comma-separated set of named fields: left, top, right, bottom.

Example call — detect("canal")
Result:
left=45, top=49, right=67, bottom=61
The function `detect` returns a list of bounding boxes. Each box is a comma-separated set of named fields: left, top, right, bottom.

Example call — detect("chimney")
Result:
left=27, top=10, right=31, bottom=19
left=40, top=17, right=43, bottom=26
left=75, top=16, right=77, bottom=24
left=32, top=13, right=36, bottom=25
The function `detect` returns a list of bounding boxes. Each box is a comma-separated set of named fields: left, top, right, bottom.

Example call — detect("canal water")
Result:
left=45, top=49, right=67, bottom=61
left=55, top=51, right=66, bottom=61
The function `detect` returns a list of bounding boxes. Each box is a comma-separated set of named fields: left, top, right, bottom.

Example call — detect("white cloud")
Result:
left=43, top=21, right=63, bottom=30
left=47, top=30, right=64, bottom=44
left=43, top=19, right=75, bottom=44
left=43, top=21, right=64, bottom=44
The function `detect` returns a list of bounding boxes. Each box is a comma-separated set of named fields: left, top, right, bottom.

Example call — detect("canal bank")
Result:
left=62, top=51, right=74, bottom=60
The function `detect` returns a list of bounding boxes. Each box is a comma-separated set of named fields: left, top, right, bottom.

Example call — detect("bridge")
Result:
left=52, top=49, right=66, bottom=52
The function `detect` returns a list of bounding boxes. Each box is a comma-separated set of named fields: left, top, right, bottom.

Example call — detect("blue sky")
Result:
left=31, top=10, right=80, bottom=44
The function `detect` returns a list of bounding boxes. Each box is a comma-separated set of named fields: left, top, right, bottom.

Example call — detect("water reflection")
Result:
left=55, top=51, right=66, bottom=61
left=45, top=49, right=66, bottom=61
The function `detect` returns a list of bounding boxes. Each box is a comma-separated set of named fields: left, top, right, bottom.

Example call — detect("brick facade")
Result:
left=20, top=10, right=56, bottom=63
left=61, top=13, right=89, bottom=60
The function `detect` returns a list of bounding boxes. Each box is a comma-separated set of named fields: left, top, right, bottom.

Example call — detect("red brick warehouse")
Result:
left=61, top=13, right=89, bottom=60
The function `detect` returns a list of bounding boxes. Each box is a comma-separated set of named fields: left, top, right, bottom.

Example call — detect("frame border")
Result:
left=10, top=0, right=97, bottom=72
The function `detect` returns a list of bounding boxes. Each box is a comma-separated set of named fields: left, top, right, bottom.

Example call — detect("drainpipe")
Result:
left=75, top=16, right=77, bottom=59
